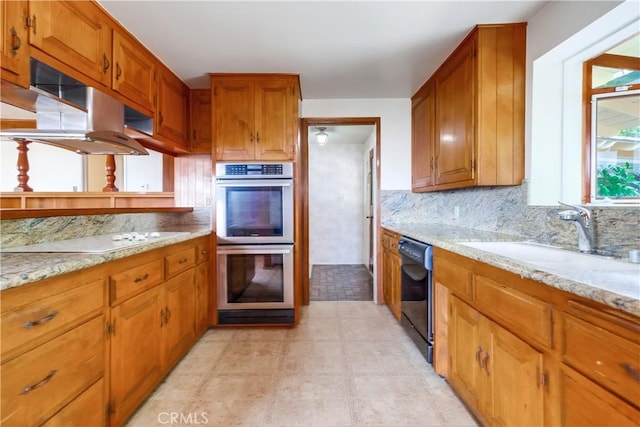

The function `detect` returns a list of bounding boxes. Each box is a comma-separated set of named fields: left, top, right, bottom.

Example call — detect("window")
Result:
left=584, top=37, right=640, bottom=202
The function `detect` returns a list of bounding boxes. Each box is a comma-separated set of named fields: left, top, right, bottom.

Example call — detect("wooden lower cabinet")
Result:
left=381, top=228, right=401, bottom=321
left=108, top=236, right=209, bottom=426
left=42, top=378, right=105, bottom=427
left=162, top=270, right=196, bottom=371
left=195, top=261, right=210, bottom=335
left=435, top=246, right=640, bottom=426
left=449, top=297, right=544, bottom=426
left=109, top=286, right=164, bottom=427
left=560, top=365, right=639, bottom=426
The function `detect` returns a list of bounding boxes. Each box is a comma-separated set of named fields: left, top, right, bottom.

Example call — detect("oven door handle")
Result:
left=216, top=180, right=292, bottom=187
left=217, top=247, right=293, bottom=255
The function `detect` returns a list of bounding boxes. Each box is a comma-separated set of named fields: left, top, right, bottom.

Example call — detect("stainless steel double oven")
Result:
left=215, top=162, right=295, bottom=324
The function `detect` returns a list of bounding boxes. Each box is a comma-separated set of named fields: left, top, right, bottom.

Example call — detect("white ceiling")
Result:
left=97, top=0, right=548, bottom=99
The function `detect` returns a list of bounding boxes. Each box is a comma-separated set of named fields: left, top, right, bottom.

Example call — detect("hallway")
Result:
left=309, top=265, right=373, bottom=301
left=126, top=301, right=478, bottom=426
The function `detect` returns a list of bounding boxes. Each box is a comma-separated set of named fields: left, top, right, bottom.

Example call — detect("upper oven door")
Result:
left=216, top=179, right=294, bottom=244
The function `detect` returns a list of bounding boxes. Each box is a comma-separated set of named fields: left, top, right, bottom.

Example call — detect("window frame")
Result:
left=582, top=52, right=640, bottom=203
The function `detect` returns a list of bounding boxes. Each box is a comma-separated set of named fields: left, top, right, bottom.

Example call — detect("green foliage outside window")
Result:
left=597, top=162, right=640, bottom=198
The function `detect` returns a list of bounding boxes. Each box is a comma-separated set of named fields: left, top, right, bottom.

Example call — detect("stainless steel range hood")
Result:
left=0, top=59, right=149, bottom=155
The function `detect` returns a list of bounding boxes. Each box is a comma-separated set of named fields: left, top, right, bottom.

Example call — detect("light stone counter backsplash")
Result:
left=0, top=208, right=212, bottom=249
left=382, top=181, right=640, bottom=258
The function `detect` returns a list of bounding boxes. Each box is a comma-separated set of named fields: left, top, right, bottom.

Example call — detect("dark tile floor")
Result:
left=309, top=264, right=373, bottom=301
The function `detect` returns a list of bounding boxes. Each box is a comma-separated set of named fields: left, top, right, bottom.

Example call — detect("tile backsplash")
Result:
left=0, top=208, right=212, bottom=248
left=382, top=182, right=640, bottom=258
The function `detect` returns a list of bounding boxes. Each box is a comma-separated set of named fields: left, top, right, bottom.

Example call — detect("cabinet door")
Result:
left=412, top=78, right=436, bottom=190
left=162, top=269, right=196, bottom=371
left=0, top=0, right=29, bottom=88
left=189, top=89, right=212, bottom=153
left=488, top=321, right=545, bottom=427
left=109, top=287, right=163, bottom=427
left=157, top=67, right=188, bottom=146
left=448, top=297, right=488, bottom=415
left=435, top=36, right=475, bottom=186
left=390, top=251, right=402, bottom=321
left=29, top=1, right=112, bottom=86
left=254, top=78, right=297, bottom=160
left=560, top=365, right=640, bottom=426
left=195, top=261, right=209, bottom=335
left=212, top=78, right=255, bottom=160
left=112, top=30, right=156, bottom=114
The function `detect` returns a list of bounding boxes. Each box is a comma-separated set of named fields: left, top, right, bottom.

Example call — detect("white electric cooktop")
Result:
left=2, top=231, right=190, bottom=254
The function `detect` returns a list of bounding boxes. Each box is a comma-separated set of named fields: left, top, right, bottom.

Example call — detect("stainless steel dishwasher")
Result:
left=398, top=236, right=434, bottom=364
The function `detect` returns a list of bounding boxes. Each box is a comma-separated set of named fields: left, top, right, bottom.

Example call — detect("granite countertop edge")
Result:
left=383, top=222, right=640, bottom=318
left=0, top=228, right=212, bottom=291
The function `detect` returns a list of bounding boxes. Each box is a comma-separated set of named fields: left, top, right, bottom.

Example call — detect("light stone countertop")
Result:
left=384, top=222, right=640, bottom=317
left=0, top=227, right=212, bottom=291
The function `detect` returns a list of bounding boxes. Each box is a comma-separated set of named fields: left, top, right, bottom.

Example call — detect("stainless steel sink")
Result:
left=459, top=241, right=640, bottom=272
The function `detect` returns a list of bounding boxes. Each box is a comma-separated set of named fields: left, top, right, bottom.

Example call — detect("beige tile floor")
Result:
left=126, top=301, right=478, bottom=427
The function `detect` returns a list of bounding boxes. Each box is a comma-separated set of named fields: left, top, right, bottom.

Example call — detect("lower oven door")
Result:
left=217, top=244, right=294, bottom=310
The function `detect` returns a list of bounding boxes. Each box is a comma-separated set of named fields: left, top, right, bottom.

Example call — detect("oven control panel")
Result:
left=216, top=162, right=293, bottom=179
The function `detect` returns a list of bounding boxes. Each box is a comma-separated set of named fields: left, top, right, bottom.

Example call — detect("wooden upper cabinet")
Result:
left=212, top=77, right=255, bottom=160
left=435, top=36, right=475, bottom=187
left=112, top=29, right=156, bottom=114
left=411, top=23, right=526, bottom=192
left=254, top=77, right=298, bottom=160
left=0, top=0, right=29, bottom=88
left=28, top=1, right=112, bottom=87
left=189, top=89, right=212, bottom=154
left=411, top=79, right=436, bottom=190
left=156, top=66, right=188, bottom=146
left=212, top=74, right=299, bottom=161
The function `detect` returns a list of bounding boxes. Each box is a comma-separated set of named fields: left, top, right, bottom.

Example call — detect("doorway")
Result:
left=297, top=118, right=381, bottom=306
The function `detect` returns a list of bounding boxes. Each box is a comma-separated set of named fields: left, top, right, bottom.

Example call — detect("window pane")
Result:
left=593, top=66, right=640, bottom=89
left=593, top=92, right=640, bottom=199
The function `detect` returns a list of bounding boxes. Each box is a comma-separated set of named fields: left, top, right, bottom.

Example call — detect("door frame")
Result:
left=296, top=117, right=382, bottom=309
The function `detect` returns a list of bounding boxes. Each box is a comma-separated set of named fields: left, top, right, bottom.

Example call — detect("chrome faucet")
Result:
left=558, top=201, right=595, bottom=253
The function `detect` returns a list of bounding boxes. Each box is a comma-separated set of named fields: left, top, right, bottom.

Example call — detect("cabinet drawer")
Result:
left=1, top=278, right=104, bottom=360
left=197, top=242, right=210, bottom=264
left=42, top=378, right=105, bottom=427
left=165, top=247, right=196, bottom=278
left=563, top=312, right=640, bottom=406
left=1, top=316, right=104, bottom=427
left=110, top=259, right=163, bottom=305
left=473, top=275, right=552, bottom=348
left=434, top=257, right=471, bottom=298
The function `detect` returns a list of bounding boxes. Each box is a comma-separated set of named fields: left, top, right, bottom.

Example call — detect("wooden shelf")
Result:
left=0, top=192, right=187, bottom=218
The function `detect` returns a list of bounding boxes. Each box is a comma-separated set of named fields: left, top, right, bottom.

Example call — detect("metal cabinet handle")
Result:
left=160, top=308, right=166, bottom=327
left=115, top=63, right=122, bottom=80
left=102, top=53, right=110, bottom=74
left=30, top=15, right=36, bottom=35
left=621, top=363, right=640, bottom=382
left=481, top=353, right=490, bottom=374
left=201, top=250, right=208, bottom=255
left=133, top=273, right=149, bottom=283
left=21, top=370, right=56, bottom=394
left=475, top=346, right=483, bottom=367
left=159, top=112, right=164, bottom=126
left=9, top=27, right=21, bottom=56
left=249, top=132, right=254, bottom=142
left=178, top=258, right=188, bottom=264
left=165, top=306, right=171, bottom=323
left=23, top=311, right=58, bottom=329
left=256, top=132, right=260, bottom=143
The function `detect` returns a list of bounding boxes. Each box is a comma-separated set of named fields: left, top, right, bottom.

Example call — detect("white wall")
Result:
left=309, top=141, right=365, bottom=264
left=526, top=0, right=636, bottom=205
left=301, top=99, right=411, bottom=190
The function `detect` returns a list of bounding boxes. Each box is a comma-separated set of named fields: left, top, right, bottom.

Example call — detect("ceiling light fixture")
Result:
left=315, top=127, right=329, bottom=146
